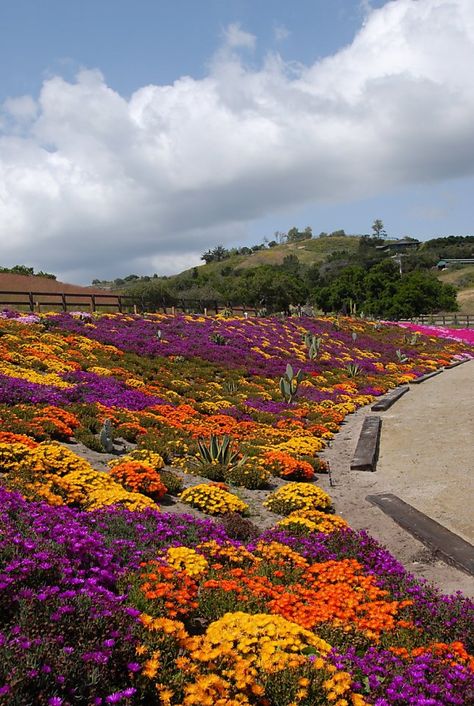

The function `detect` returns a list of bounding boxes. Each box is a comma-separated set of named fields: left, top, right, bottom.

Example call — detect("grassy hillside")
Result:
left=437, top=265, right=474, bottom=313
left=172, top=235, right=360, bottom=280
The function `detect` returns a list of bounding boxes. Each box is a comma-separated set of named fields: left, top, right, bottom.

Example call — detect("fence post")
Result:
left=61, top=293, right=67, bottom=312
left=90, top=295, right=96, bottom=313
left=118, top=296, right=123, bottom=314
left=28, top=292, right=34, bottom=312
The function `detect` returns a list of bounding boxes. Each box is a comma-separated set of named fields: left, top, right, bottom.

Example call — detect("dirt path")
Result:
left=317, top=360, right=474, bottom=597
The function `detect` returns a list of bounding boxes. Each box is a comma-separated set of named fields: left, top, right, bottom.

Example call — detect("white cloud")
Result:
left=222, top=22, right=256, bottom=50
left=273, top=23, right=290, bottom=42
left=1, top=0, right=474, bottom=282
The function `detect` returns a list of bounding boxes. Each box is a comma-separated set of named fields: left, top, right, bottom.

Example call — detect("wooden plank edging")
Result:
left=366, top=493, right=474, bottom=575
left=371, top=386, right=409, bottom=411
left=350, top=416, right=382, bottom=472
left=409, top=369, right=444, bottom=384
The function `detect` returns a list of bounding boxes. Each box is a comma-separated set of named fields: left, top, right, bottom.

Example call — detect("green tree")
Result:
left=127, top=280, right=175, bottom=311
left=371, top=219, right=386, bottom=238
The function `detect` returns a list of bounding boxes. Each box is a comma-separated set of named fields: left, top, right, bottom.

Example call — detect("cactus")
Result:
left=303, top=333, right=322, bottom=360
left=156, top=329, right=162, bottom=341
left=348, top=298, right=357, bottom=316
left=351, top=331, right=358, bottom=343
left=279, top=363, right=304, bottom=404
left=99, top=418, right=114, bottom=453
left=395, top=349, right=409, bottom=364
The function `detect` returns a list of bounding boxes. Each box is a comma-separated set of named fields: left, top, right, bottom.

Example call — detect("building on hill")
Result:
left=437, top=258, right=474, bottom=270
left=376, top=239, right=420, bottom=253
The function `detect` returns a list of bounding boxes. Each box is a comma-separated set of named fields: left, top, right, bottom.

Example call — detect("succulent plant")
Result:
left=196, top=434, right=245, bottom=469
left=303, top=332, right=323, bottom=360
left=99, top=418, right=114, bottom=453
left=279, top=363, right=304, bottom=404
left=345, top=362, right=362, bottom=378
left=210, top=333, right=228, bottom=346
left=395, top=348, right=409, bottom=363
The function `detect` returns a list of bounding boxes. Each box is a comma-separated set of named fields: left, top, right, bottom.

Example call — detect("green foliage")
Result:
left=159, top=469, right=184, bottom=496
left=73, top=428, right=105, bottom=453
left=224, top=460, right=270, bottom=489
left=126, top=279, right=175, bottom=310
left=0, top=264, right=56, bottom=279
left=313, top=259, right=458, bottom=318
left=189, top=461, right=227, bottom=481
left=210, top=333, right=227, bottom=346
left=218, top=512, right=260, bottom=541
left=371, top=219, right=387, bottom=238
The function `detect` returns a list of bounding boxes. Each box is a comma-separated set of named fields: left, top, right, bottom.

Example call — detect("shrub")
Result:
left=277, top=509, right=348, bottom=534
left=188, top=461, right=227, bottom=481
left=224, top=460, right=270, bottom=489
left=109, top=449, right=164, bottom=471
left=108, top=461, right=168, bottom=501
left=73, top=428, right=104, bottom=452
left=219, top=512, right=261, bottom=541
left=262, top=450, right=315, bottom=481
left=159, top=469, right=184, bottom=495
left=263, top=482, right=332, bottom=515
left=180, top=484, right=249, bottom=516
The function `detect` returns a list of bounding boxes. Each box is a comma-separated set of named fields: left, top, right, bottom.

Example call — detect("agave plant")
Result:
left=223, top=379, right=239, bottom=394
left=279, top=363, right=304, bottom=404
left=196, top=434, right=245, bottom=469
left=346, top=362, right=362, bottom=378
left=210, top=333, right=228, bottom=346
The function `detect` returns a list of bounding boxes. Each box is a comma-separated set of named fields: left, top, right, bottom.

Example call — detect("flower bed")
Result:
left=0, top=310, right=473, bottom=704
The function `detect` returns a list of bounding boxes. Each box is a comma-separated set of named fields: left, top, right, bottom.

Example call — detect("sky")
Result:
left=1, top=0, right=474, bottom=284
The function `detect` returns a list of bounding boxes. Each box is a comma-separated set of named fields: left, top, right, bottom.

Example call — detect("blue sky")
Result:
left=1, top=0, right=473, bottom=282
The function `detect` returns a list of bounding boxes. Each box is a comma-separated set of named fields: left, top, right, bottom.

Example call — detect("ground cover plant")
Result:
left=0, top=309, right=473, bottom=704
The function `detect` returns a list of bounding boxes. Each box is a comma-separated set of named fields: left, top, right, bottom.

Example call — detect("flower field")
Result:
left=0, top=309, right=473, bottom=705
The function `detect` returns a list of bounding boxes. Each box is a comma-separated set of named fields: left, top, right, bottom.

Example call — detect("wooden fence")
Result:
left=399, top=314, right=473, bottom=328
left=0, top=290, right=258, bottom=316
left=1, top=291, right=470, bottom=325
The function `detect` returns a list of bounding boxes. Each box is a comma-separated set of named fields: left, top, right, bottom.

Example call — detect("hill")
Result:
left=437, top=264, right=474, bottom=313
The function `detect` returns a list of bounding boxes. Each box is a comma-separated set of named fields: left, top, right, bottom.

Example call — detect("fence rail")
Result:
left=1, top=291, right=471, bottom=325
left=399, top=314, right=473, bottom=328
left=0, top=290, right=258, bottom=316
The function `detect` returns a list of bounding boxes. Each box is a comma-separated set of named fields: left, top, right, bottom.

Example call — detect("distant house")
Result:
left=376, top=239, right=420, bottom=253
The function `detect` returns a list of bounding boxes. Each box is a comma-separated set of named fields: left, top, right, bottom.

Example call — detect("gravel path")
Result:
left=317, top=359, right=474, bottom=597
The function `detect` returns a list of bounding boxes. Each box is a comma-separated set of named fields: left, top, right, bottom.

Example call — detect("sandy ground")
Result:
left=317, top=359, right=474, bottom=597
